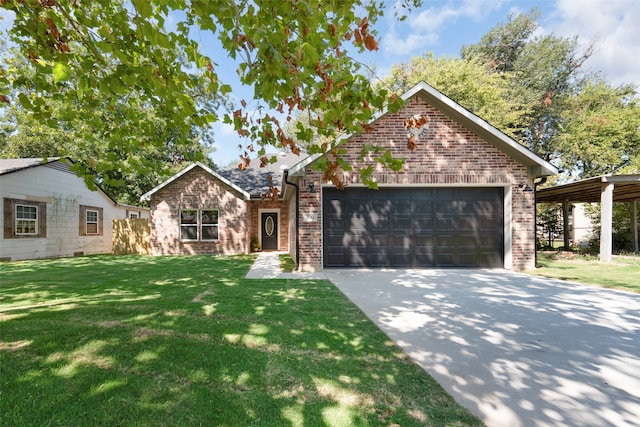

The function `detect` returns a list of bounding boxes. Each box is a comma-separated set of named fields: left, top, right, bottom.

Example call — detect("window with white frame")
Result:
left=201, top=209, right=219, bottom=241
left=15, top=204, right=38, bottom=235
left=86, top=209, right=99, bottom=234
left=79, top=205, right=103, bottom=236
left=129, top=212, right=139, bottom=219
left=4, top=198, right=46, bottom=239
left=180, top=209, right=198, bottom=241
left=180, top=209, right=219, bottom=241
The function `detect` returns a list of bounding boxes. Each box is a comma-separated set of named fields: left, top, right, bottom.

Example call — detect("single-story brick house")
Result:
left=142, top=81, right=557, bottom=271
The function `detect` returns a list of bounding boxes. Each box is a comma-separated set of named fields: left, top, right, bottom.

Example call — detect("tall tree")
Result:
left=380, top=52, right=528, bottom=139
left=0, top=43, right=219, bottom=204
left=1, top=0, right=422, bottom=189
left=555, top=78, right=640, bottom=178
left=461, top=10, right=594, bottom=163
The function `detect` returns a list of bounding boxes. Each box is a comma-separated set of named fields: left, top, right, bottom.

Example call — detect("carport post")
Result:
left=600, top=181, right=614, bottom=262
left=632, top=200, right=639, bottom=253
left=562, top=201, right=570, bottom=250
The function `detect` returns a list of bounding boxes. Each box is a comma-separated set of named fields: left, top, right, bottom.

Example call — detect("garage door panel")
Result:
left=324, top=218, right=344, bottom=231
left=369, top=235, right=390, bottom=246
left=392, top=234, right=413, bottom=246
left=437, top=253, right=455, bottom=266
left=323, top=187, right=503, bottom=268
left=458, top=254, right=479, bottom=266
left=346, top=248, right=367, bottom=266
left=348, top=216, right=367, bottom=229
left=325, top=232, right=346, bottom=246
left=370, top=249, right=391, bottom=267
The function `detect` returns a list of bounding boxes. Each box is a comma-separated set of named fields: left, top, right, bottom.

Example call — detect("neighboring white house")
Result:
left=1, top=157, right=149, bottom=261
left=571, top=203, right=596, bottom=247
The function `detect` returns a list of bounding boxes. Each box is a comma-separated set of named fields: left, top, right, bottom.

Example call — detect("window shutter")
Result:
left=38, top=201, right=47, bottom=238
left=98, top=207, right=104, bottom=236
left=3, top=198, right=13, bottom=239
left=79, top=206, right=86, bottom=236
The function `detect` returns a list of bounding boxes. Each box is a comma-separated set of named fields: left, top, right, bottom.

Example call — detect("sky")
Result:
left=2, top=0, right=639, bottom=166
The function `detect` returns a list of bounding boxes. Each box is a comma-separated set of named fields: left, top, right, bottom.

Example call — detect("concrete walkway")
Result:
left=244, top=251, right=327, bottom=280
left=245, top=255, right=640, bottom=426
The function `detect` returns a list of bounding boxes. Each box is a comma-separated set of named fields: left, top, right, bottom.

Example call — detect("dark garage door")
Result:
left=323, top=187, right=504, bottom=268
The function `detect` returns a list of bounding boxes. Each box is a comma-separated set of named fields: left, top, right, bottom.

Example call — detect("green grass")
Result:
left=279, top=253, right=297, bottom=272
left=534, top=252, right=640, bottom=293
left=0, top=255, right=481, bottom=427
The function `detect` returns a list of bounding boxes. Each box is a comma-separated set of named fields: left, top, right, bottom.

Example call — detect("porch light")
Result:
left=519, top=183, right=534, bottom=192
left=308, top=182, right=316, bottom=193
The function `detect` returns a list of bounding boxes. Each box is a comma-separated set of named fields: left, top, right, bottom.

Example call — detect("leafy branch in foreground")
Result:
left=1, top=0, right=421, bottom=189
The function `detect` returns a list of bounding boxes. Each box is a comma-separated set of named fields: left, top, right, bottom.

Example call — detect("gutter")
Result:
left=284, top=170, right=300, bottom=270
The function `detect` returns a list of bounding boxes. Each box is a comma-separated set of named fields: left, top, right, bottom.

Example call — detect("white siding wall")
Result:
left=572, top=203, right=595, bottom=247
left=1, top=164, right=146, bottom=261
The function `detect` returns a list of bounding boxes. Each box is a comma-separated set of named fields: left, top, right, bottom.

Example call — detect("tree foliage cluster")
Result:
left=382, top=10, right=640, bottom=181
left=1, top=0, right=423, bottom=199
left=1, top=3, right=638, bottom=203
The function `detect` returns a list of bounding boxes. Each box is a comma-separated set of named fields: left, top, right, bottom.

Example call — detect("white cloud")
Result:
left=548, top=0, right=640, bottom=87
left=383, top=0, right=507, bottom=57
left=382, top=31, right=439, bottom=56
left=411, top=0, right=508, bottom=30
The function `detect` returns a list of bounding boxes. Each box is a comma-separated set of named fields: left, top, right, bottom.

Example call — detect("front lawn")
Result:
left=534, top=252, right=640, bottom=293
left=0, top=255, right=481, bottom=426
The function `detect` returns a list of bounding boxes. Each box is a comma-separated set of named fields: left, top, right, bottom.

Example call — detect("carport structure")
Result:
left=536, top=174, right=640, bottom=260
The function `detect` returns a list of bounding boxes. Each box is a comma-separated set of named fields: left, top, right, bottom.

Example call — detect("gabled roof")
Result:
left=0, top=157, right=132, bottom=207
left=288, top=81, right=558, bottom=179
left=140, top=162, right=251, bottom=202
left=217, top=151, right=305, bottom=197
left=0, top=157, right=68, bottom=175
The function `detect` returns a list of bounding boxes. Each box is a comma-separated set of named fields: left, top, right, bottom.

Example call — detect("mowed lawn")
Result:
left=534, top=252, right=640, bottom=293
left=0, top=255, right=482, bottom=427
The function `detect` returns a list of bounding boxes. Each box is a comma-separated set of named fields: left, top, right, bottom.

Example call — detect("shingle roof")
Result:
left=218, top=151, right=307, bottom=197
left=0, top=157, right=65, bottom=175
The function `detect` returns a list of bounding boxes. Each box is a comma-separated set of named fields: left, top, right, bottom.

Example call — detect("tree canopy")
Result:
left=427, top=9, right=638, bottom=180
left=1, top=0, right=422, bottom=191
left=2, top=3, right=638, bottom=196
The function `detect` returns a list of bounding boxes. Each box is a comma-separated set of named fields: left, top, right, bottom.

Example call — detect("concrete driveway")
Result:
left=323, top=268, right=640, bottom=427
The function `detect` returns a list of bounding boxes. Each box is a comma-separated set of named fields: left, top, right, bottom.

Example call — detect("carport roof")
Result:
left=536, top=174, right=640, bottom=203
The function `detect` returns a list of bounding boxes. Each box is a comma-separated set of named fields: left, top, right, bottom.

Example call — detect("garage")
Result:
left=323, top=187, right=504, bottom=268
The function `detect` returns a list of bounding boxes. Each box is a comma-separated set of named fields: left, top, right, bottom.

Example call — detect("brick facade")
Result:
left=149, top=167, right=249, bottom=255
left=296, top=95, right=536, bottom=271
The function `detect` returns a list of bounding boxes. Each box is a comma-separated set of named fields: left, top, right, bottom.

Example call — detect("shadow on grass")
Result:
left=0, top=255, right=480, bottom=426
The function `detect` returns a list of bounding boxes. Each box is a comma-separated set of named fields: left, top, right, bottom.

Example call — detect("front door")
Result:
left=261, top=212, right=278, bottom=250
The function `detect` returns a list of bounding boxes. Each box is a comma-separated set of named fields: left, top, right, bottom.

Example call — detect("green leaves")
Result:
left=131, top=0, right=153, bottom=18
left=52, top=62, right=71, bottom=83
left=1, top=0, right=425, bottom=192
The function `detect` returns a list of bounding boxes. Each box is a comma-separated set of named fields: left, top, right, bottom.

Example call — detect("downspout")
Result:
left=284, top=170, right=299, bottom=270
left=534, top=176, right=548, bottom=267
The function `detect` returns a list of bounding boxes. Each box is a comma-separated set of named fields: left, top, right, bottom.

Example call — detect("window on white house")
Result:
left=86, top=210, right=99, bottom=234
left=79, top=205, right=103, bottom=237
left=129, top=212, right=139, bottom=219
left=180, top=209, right=199, bottom=241
left=15, top=204, right=38, bottom=235
left=4, top=198, right=46, bottom=239
left=201, top=210, right=219, bottom=241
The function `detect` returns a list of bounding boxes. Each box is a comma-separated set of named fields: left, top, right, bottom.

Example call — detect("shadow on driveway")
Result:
left=324, top=268, right=640, bottom=427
